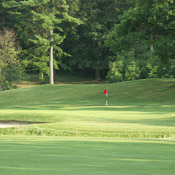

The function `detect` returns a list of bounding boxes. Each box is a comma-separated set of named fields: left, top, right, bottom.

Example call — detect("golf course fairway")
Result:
left=0, top=136, right=175, bottom=175
left=0, top=79, right=175, bottom=174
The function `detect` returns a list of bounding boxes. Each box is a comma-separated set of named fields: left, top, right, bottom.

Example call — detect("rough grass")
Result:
left=0, top=79, right=175, bottom=138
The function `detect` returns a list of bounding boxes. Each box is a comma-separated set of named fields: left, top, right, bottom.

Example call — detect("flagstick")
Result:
left=106, top=92, right=108, bottom=110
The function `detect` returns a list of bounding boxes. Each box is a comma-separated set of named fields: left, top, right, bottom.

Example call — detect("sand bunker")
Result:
left=0, top=121, right=43, bottom=128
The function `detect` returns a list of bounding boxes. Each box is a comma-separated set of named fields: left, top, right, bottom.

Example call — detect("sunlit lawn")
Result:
left=0, top=136, right=175, bottom=175
left=0, top=79, right=175, bottom=174
left=0, top=79, right=175, bottom=137
left=0, top=104, right=175, bottom=137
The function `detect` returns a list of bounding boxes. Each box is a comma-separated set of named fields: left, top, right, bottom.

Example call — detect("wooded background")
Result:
left=0, top=0, right=175, bottom=90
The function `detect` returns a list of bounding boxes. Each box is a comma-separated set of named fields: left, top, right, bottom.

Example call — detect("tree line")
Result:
left=0, top=0, right=175, bottom=90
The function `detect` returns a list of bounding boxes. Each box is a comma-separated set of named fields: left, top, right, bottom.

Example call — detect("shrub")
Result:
left=125, top=60, right=140, bottom=80
left=0, top=28, right=22, bottom=90
left=107, top=60, right=124, bottom=82
left=107, top=51, right=140, bottom=82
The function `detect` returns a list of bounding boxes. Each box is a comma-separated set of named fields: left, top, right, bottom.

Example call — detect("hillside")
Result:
left=0, top=79, right=175, bottom=138
left=1, top=78, right=175, bottom=107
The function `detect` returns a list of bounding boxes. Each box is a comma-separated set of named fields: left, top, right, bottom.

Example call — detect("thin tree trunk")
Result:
left=49, top=1, right=54, bottom=84
left=95, top=70, right=101, bottom=81
left=41, top=72, right=44, bottom=81
left=49, top=29, right=54, bottom=84
left=95, top=60, right=101, bottom=81
left=150, top=34, right=153, bottom=51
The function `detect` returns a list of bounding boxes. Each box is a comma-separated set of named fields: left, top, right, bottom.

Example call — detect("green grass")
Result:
left=0, top=136, right=175, bottom=175
left=0, top=78, right=175, bottom=138
left=1, top=78, right=175, bottom=175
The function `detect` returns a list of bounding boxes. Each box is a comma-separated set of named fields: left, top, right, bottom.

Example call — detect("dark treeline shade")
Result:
left=0, top=0, right=175, bottom=86
left=106, top=0, right=175, bottom=82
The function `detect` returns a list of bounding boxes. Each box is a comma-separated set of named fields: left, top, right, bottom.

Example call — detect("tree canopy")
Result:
left=0, top=0, right=175, bottom=88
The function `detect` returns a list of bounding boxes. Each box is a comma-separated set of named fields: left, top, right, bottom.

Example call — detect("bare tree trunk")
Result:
left=95, top=60, right=101, bottom=81
left=49, top=1, right=54, bottom=84
left=95, top=70, right=101, bottom=81
left=49, top=29, right=54, bottom=84
left=41, top=72, right=44, bottom=81
left=150, top=34, right=153, bottom=51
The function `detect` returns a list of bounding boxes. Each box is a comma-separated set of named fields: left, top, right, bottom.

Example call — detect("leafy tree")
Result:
left=4, top=0, right=80, bottom=84
left=107, top=0, right=175, bottom=79
left=107, top=51, right=140, bottom=82
left=62, top=0, right=133, bottom=80
left=0, top=28, right=22, bottom=90
left=0, top=0, right=12, bottom=30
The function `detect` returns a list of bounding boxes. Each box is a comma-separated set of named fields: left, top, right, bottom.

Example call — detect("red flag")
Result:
left=104, top=89, right=107, bottom=95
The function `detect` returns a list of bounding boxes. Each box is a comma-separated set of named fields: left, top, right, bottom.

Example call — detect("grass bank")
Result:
left=0, top=79, right=175, bottom=138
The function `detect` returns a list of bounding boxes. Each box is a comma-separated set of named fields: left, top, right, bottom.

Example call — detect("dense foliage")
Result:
left=106, top=0, right=175, bottom=82
left=0, top=0, right=175, bottom=87
left=0, top=28, right=22, bottom=90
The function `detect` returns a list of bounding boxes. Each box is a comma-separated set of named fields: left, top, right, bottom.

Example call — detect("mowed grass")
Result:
left=0, top=78, right=175, bottom=137
left=0, top=136, right=175, bottom=175
left=1, top=79, right=175, bottom=175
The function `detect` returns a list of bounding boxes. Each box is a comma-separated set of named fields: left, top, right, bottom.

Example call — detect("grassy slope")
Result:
left=0, top=79, right=175, bottom=137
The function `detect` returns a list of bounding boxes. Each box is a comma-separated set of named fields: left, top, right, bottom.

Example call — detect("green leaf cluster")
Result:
left=0, top=28, right=22, bottom=90
left=106, top=0, right=175, bottom=81
left=3, top=0, right=80, bottom=80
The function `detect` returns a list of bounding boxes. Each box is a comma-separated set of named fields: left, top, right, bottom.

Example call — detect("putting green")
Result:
left=0, top=104, right=175, bottom=137
left=0, top=136, right=175, bottom=175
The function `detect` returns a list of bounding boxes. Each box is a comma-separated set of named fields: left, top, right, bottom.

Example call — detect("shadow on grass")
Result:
left=2, top=103, right=175, bottom=112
